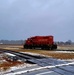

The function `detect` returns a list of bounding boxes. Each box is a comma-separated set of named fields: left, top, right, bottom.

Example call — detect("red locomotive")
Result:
left=23, top=36, right=57, bottom=50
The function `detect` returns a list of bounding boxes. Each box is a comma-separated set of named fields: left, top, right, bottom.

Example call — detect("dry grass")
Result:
left=4, top=48, right=74, bottom=59
left=0, top=61, right=23, bottom=71
left=58, top=45, right=74, bottom=50
left=1, top=44, right=74, bottom=59
left=0, top=52, right=24, bottom=71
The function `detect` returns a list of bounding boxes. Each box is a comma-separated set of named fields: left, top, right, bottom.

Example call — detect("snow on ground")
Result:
left=21, top=52, right=46, bottom=57
left=60, top=59, right=74, bottom=63
left=5, top=47, right=20, bottom=50
left=1, top=51, right=74, bottom=75
left=0, top=53, right=7, bottom=63
left=5, top=53, right=16, bottom=56
left=0, top=59, right=37, bottom=74
left=0, top=63, right=37, bottom=75
left=21, top=52, right=41, bottom=55
left=4, top=63, right=37, bottom=73
left=0, top=52, right=37, bottom=74
left=4, top=61, right=74, bottom=75
left=55, top=51, right=74, bottom=53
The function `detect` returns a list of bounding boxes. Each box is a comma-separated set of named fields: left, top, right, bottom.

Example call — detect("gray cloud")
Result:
left=0, top=0, right=74, bottom=41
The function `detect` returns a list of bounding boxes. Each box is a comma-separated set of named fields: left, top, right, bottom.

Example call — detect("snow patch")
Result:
left=55, top=51, right=74, bottom=53
left=21, top=52, right=46, bottom=57
left=5, top=53, right=16, bottom=56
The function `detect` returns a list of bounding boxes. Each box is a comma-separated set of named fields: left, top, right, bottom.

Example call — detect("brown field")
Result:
left=0, top=61, right=23, bottom=71
left=58, top=45, right=74, bottom=50
left=0, top=52, right=24, bottom=71
left=0, top=44, right=74, bottom=71
left=0, top=44, right=74, bottom=59
left=11, top=49, right=74, bottom=59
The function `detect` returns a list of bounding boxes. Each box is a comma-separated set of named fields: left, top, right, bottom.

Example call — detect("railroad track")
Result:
left=24, top=48, right=74, bottom=52
left=0, top=49, right=68, bottom=66
left=0, top=49, right=48, bottom=66
left=0, top=49, right=45, bottom=59
left=1, top=49, right=74, bottom=75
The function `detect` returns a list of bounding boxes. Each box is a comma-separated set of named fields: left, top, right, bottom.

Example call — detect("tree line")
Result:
left=0, top=40, right=24, bottom=45
left=0, top=40, right=73, bottom=45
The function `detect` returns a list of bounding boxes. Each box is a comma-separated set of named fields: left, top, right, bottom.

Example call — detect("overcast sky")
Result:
left=0, top=0, right=74, bottom=41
